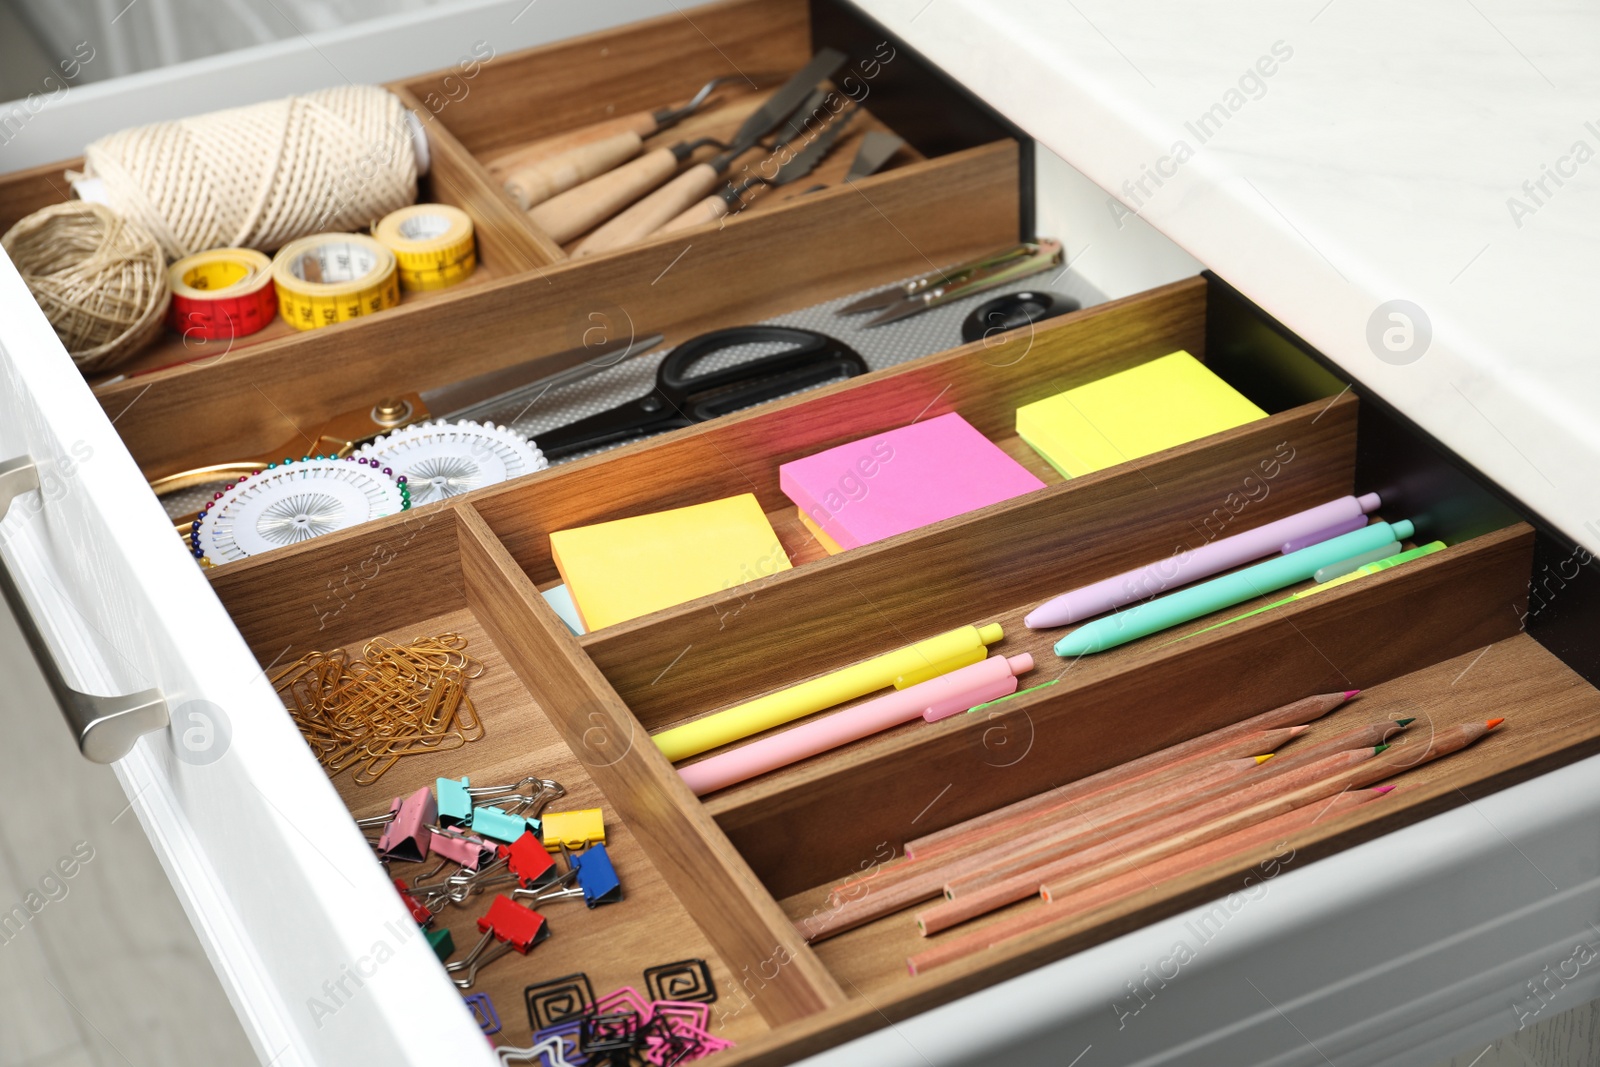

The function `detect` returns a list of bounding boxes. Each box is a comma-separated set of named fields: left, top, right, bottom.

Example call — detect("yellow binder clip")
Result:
left=541, top=809, right=605, bottom=852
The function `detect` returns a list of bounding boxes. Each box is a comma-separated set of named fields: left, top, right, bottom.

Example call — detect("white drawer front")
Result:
left=0, top=253, right=493, bottom=1065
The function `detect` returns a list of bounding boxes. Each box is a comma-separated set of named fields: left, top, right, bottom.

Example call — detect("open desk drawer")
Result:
left=2, top=2, right=1599, bottom=1066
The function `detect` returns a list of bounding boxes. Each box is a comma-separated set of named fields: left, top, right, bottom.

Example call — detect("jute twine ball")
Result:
left=2, top=201, right=170, bottom=374
left=81, top=84, right=418, bottom=260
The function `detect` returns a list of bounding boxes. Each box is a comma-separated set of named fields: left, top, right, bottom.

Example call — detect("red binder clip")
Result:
left=392, top=878, right=432, bottom=925
left=447, top=895, right=550, bottom=989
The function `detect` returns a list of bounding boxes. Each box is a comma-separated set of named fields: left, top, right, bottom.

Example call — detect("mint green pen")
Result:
left=1055, top=519, right=1417, bottom=657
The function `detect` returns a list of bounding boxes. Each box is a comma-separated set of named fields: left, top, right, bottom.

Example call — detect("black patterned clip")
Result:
left=643, top=958, right=717, bottom=1004
left=524, top=971, right=596, bottom=1030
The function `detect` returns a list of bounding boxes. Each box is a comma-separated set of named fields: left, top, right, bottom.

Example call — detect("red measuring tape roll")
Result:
left=166, top=248, right=278, bottom=340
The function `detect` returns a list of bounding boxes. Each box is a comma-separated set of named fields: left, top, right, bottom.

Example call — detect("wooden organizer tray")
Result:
left=394, top=0, right=919, bottom=257
left=202, top=269, right=1600, bottom=1062
left=0, top=0, right=1014, bottom=490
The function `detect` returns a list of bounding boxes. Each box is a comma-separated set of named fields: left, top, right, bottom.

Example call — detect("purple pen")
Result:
left=1024, top=492, right=1383, bottom=628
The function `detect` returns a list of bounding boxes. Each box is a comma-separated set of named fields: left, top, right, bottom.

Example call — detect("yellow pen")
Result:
left=652, top=623, right=1004, bottom=761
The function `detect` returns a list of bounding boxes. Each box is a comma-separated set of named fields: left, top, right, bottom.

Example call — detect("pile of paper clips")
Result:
left=498, top=982, right=731, bottom=1066
left=363, top=773, right=622, bottom=990
left=272, top=634, right=486, bottom=784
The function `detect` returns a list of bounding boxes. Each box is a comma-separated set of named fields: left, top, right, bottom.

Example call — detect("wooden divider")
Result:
left=710, top=523, right=1534, bottom=896
left=453, top=502, right=847, bottom=1026
left=99, top=139, right=1017, bottom=482
left=472, top=276, right=1208, bottom=585
left=580, top=389, right=1351, bottom=725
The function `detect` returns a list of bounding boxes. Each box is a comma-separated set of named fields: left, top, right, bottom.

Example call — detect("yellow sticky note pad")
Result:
left=550, top=494, right=791, bottom=630
left=1015, top=351, right=1267, bottom=478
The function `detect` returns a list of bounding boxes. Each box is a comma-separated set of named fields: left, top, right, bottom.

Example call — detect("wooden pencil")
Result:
left=917, top=746, right=1385, bottom=935
left=905, top=788, right=1391, bottom=976
left=804, top=754, right=1268, bottom=942
left=831, top=751, right=1270, bottom=908
left=940, top=742, right=1382, bottom=902
left=918, top=720, right=1502, bottom=937
left=901, top=691, right=1355, bottom=859
left=935, top=723, right=1407, bottom=900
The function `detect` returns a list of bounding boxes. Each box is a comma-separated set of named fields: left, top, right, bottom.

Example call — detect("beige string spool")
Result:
left=1, top=202, right=170, bottom=374
left=79, top=84, right=419, bottom=260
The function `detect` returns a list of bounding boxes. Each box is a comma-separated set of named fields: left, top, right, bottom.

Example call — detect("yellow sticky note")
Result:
left=550, top=494, right=791, bottom=630
left=1015, top=351, right=1267, bottom=478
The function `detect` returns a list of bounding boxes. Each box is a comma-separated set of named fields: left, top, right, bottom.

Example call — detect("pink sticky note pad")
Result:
left=779, top=412, right=1045, bottom=551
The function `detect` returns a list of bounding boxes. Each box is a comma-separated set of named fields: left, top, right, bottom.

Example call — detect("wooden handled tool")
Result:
left=528, top=143, right=696, bottom=243
left=657, top=102, right=859, bottom=237
left=486, top=112, right=660, bottom=179
left=487, top=72, right=757, bottom=181
left=572, top=162, right=724, bottom=255
left=504, top=131, right=646, bottom=210
left=571, top=50, right=845, bottom=257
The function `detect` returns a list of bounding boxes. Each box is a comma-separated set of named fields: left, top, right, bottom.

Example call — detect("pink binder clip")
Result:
left=377, top=787, right=437, bottom=862
left=428, top=825, right=494, bottom=870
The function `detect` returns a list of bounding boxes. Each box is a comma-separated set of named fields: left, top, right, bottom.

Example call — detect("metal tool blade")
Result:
left=426, top=333, right=665, bottom=421
left=837, top=242, right=1051, bottom=316
left=846, top=130, right=904, bottom=182
left=863, top=239, right=1064, bottom=326
left=720, top=49, right=846, bottom=160
left=770, top=107, right=859, bottom=186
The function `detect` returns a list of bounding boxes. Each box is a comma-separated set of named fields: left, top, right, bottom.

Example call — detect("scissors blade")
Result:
left=425, top=333, right=664, bottom=420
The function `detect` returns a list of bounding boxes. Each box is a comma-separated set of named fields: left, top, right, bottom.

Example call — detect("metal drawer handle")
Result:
left=0, top=456, right=169, bottom=763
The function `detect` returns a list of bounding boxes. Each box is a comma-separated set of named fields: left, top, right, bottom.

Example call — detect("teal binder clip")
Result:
left=472, top=805, right=536, bottom=844
left=437, top=777, right=472, bottom=826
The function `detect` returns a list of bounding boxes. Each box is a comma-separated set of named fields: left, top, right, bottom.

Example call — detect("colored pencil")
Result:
left=801, top=756, right=1268, bottom=942
left=901, top=690, right=1355, bottom=860
left=917, top=719, right=1502, bottom=936
left=905, top=788, right=1391, bottom=976
left=917, top=746, right=1386, bottom=935
left=940, top=741, right=1393, bottom=903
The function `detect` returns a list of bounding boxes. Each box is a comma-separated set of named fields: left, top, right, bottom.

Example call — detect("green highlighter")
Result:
left=1172, top=540, right=1448, bottom=642
left=1054, top=518, right=1417, bottom=657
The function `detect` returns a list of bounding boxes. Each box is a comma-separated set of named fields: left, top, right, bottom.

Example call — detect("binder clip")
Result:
left=425, top=926, right=454, bottom=962
left=392, top=878, right=433, bottom=925
left=463, top=991, right=501, bottom=1036
left=440, top=776, right=565, bottom=828
left=524, top=972, right=596, bottom=1029
left=470, top=804, right=538, bottom=844
left=377, top=787, right=437, bottom=861
left=447, top=895, right=550, bottom=989
left=427, top=824, right=496, bottom=869
left=541, top=808, right=605, bottom=851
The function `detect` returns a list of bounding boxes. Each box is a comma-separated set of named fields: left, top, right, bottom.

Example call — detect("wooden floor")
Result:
left=0, top=605, right=254, bottom=1066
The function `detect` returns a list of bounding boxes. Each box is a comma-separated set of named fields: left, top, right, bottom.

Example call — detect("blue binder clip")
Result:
left=572, top=843, right=623, bottom=908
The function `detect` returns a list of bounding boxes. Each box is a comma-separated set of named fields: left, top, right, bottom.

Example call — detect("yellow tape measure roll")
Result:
left=374, top=204, right=477, bottom=292
left=166, top=248, right=277, bottom=340
left=271, top=233, right=401, bottom=331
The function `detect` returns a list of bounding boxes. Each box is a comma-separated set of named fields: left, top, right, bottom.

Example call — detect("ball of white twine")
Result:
left=2, top=201, right=170, bottom=374
left=81, top=85, right=418, bottom=260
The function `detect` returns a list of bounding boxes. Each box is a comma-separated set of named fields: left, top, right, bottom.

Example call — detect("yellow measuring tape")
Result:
left=374, top=204, right=477, bottom=292
left=271, top=233, right=401, bottom=331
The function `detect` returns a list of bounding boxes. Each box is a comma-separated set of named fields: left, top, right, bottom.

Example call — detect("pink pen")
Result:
left=1024, top=492, right=1382, bottom=628
left=678, top=653, right=1034, bottom=796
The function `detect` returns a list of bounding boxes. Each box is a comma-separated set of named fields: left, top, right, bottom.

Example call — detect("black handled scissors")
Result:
left=537, top=326, right=868, bottom=459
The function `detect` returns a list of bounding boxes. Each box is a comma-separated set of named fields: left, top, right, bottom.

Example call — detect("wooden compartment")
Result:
left=0, top=0, right=1021, bottom=494
left=394, top=0, right=933, bottom=256
left=209, top=502, right=839, bottom=1032
left=197, top=262, right=1600, bottom=1061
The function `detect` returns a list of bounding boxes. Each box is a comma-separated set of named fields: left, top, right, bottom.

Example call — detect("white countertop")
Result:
left=858, top=0, right=1600, bottom=556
